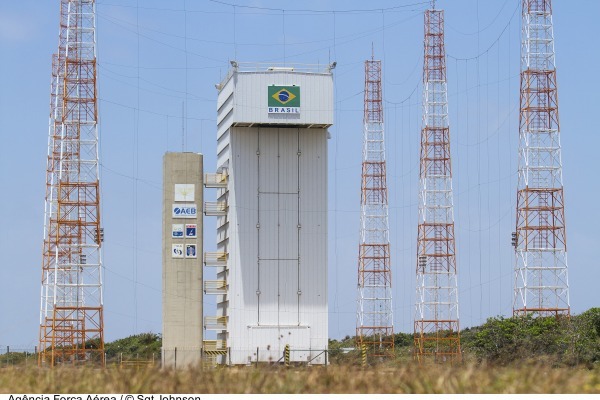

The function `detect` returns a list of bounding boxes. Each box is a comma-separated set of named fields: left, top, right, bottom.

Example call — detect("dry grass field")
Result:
left=0, top=363, right=598, bottom=394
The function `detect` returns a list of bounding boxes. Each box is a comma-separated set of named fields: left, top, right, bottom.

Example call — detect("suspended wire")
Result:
left=206, top=0, right=430, bottom=14
left=98, top=0, right=429, bottom=15
left=98, top=8, right=423, bottom=48
left=101, top=60, right=222, bottom=70
left=233, top=5, right=237, bottom=59
left=507, top=14, right=515, bottom=314
left=98, top=63, right=212, bottom=101
left=282, top=10, right=286, bottom=64
left=386, top=57, right=421, bottom=86
left=447, top=0, right=519, bottom=61
left=332, top=9, right=341, bottom=338
left=447, top=0, right=512, bottom=36
left=257, top=11, right=425, bottom=64
left=96, top=2, right=108, bottom=334
left=453, top=55, right=462, bottom=323
left=476, top=0, right=483, bottom=323
left=464, top=59, right=473, bottom=322
left=97, top=12, right=225, bottom=63
left=166, top=115, right=170, bottom=152
left=90, top=0, right=526, bottom=338
left=485, top=49, right=492, bottom=319
left=183, top=0, right=189, bottom=152
left=99, top=97, right=215, bottom=122
left=133, top=0, right=140, bottom=334
left=383, top=80, right=421, bottom=105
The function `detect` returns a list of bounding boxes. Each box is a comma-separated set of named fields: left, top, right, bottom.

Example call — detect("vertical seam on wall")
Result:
left=277, top=128, right=281, bottom=330
left=257, top=128, right=261, bottom=326
left=297, top=128, right=301, bottom=326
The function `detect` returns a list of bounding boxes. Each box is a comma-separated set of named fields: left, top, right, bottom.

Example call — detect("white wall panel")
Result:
left=219, top=70, right=333, bottom=127
left=279, top=194, right=299, bottom=260
left=278, top=128, right=299, bottom=194
left=258, top=260, right=279, bottom=325
left=279, top=260, right=299, bottom=325
left=216, top=128, right=230, bottom=158
left=258, top=193, right=278, bottom=260
left=245, top=326, right=311, bottom=363
left=215, top=69, right=329, bottom=364
left=231, top=128, right=259, bottom=330
left=298, top=129, right=328, bottom=346
left=258, top=129, right=278, bottom=193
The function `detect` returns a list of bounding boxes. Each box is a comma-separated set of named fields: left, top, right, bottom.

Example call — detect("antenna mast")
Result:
left=356, top=54, right=394, bottom=358
left=414, top=7, right=461, bottom=363
left=39, top=0, right=105, bottom=366
left=513, top=0, right=570, bottom=317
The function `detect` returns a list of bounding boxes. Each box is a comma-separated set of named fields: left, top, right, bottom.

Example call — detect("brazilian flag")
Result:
left=268, top=86, right=300, bottom=107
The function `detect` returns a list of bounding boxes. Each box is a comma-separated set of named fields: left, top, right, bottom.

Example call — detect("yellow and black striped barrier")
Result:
left=361, top=344, right=367, bottom=366
left=204, top=350, right=227, bottom=356
left=284, top=344, right=290, bottom=367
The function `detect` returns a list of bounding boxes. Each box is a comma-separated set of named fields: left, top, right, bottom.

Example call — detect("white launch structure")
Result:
left=206, top=63, right=334, bottom=364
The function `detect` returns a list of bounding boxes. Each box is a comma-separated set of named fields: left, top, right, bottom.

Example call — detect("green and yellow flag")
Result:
left=268, top=86, right=300, bottom=107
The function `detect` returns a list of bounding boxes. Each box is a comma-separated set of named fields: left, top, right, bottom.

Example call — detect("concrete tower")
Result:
left=208, top=63, right=334, bottom=365
left=162, top=152, right=203, bottom=368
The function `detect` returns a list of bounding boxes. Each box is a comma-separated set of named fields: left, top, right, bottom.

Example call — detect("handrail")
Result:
left=204, top=173, right=228, bottom=187
left=204, top=280, right=227, bottom=293
left=204, top=201, right=227, bottom=214
left=203, top=252, right=228, bottom=266
left=203, top=340, right=227, bottom=351
left=204, top=316, right=228, bottom=329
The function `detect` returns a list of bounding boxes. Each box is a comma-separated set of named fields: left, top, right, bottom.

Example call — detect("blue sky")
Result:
left=0, top=0, right=599, bottom=349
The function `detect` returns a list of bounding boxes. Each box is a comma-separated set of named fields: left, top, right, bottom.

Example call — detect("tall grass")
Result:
left=0, top=363, right=598, bottom=393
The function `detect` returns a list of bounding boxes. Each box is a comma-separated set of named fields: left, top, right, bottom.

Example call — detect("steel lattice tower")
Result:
left=513, top=0, right=570, bottom=317
left=39, top=0, right=104, bottom=366
left=414, top=8, right=461, bottom=363
left=356, top=55, right=394, bottom=358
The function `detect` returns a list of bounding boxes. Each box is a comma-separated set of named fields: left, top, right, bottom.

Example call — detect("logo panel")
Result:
left=172, top=244, right=184, bottom=258
left=172, top=224, right=184, bottom=238
left=185, top=224, right=197, bottom=238
left=172, top=204, right=197, bottom=218
left=268, top=85, right=300, bottom=114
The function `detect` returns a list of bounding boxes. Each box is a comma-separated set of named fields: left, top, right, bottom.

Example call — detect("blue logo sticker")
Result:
left=186, top=224, right=197, bottom=238
left=172, top=204, right=197, bottom=218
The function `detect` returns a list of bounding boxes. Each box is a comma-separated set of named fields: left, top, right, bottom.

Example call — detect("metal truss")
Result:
left=513, top=0, right=570, bottom=317
left=39, top=0, right=104, bottom=366
left=414, top=8, right=461, bottom=363
left=356, top=56, right=394, bottom=358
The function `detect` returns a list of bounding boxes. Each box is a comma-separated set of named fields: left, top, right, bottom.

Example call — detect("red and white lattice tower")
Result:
left=39, top=0, right=105, bottom=366
left=513, top=0, right=570, bottom=317
left=414, top=7, right=461, bottom=363
left=356, top=54, right=394, bottom=357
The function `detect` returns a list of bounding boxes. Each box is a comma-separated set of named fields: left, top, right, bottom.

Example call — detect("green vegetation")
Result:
left=3, top=309, right=600, bottom=367
left=462, top=308, right=600, bottom=366
left=0, top=311, right=598, bottom=393
left=330, top=308, right=600, bottom=367
left=0, top=333, right=162, bottom=367
left=104, top=332, right=161, bottom=363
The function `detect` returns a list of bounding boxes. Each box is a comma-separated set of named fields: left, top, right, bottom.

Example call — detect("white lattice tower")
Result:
left=39, top=0, right=104, bottom=366
left=513, top=0, right=570, bottom=317
left=414, top=8, right=461, bottom=363
left=356, top=56, right=394, bottom=357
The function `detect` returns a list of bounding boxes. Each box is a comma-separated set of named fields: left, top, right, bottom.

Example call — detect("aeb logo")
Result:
left=172, top=204, right=197, bottom=218
left=174, top=207, right=195, bottom=215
